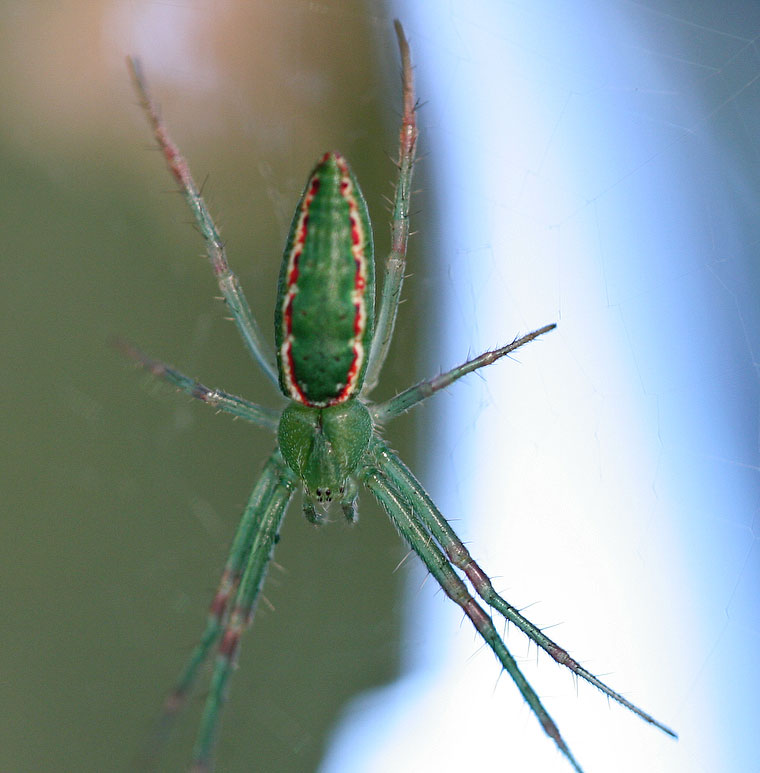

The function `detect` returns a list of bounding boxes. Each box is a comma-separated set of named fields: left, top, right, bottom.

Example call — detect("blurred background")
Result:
left=1, top=1, right=758, bottom=772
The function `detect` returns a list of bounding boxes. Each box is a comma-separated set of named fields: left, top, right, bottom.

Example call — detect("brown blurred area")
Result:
left=0, top=2, right=424, bottom=771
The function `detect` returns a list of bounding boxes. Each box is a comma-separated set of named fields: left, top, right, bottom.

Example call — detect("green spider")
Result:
left=123, top=20, right=676, bottom=773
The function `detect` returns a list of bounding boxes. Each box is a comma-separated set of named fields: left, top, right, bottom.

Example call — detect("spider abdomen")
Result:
left=275, top=152, right=375, bottom=407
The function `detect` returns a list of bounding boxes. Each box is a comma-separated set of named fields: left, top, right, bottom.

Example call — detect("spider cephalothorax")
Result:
left=277, top=400, right=372, bottom=522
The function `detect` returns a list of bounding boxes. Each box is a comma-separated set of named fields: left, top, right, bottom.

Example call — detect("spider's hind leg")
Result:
left=127, top=58, right=279, bottom=389
left=362, top=21, right=418, bottom=395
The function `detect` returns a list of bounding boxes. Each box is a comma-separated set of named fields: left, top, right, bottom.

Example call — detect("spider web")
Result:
left=323, top=3, right=760, bottom=773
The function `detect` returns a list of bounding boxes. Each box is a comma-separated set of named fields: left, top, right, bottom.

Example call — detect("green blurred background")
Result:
left=1, top=2, right=434, bottom=770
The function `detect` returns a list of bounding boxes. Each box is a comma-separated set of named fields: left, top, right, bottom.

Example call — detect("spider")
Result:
left=122, top=20, right=676, bottom=773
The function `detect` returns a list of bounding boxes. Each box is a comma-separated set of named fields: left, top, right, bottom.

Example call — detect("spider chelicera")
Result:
left=122, top=20, right=676, bottom=773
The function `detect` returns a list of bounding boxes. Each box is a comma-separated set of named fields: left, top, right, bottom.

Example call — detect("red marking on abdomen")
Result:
left=287, top=256, right=300, bottom=286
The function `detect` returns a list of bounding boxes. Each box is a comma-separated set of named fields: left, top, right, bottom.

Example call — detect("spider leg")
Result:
left=142, top=452, right=289, bottom=765
left=362, top=461, right=583, bottom=773
left=127, top=58, right=279, bottom=389
left=371, top=437, right=677, bottom=739
left=192, top=460, right=296, bottom=772
left=114, top=337, right=280, bottom=430
left=373, top=324, right=557, bottom=422
left=362, top=20, right=418, bottom=394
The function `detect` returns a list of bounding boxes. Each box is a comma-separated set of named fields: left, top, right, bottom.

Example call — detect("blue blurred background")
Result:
left=2, top=1, right=757, bottom=771
left=327, top=2, right=760, bottom=771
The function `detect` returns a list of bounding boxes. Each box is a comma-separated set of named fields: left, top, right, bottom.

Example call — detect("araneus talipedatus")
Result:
left=122, top=20, right=676, bottom=773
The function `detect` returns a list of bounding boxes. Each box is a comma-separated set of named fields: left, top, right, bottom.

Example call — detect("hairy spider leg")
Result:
left=362, top=20, right=418, bottom=394
left=373, top=324, right=557, bottom=422
left=361, top=464, right=583, bottom=773
left=117, top=327, right=557, bottom=433
left=192, top=463, right=296, bottom=771
left=141, top=452, right=285, bottom=763
left=370, top=439, right=678, bottom=739
left=127, top=58, right=280, bottom=389
left=114, top=338, right=279, bottom=430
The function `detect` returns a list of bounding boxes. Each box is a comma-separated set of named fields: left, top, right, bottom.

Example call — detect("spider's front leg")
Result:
left=191, top=458, right=296, bottom=771
left=359, top=434, right=677, bottom=772
left=371, top=438, right=677, bottom=739
left=360, top=451, right=584, bottom=773
left=143, top=453, right=295, bottom=767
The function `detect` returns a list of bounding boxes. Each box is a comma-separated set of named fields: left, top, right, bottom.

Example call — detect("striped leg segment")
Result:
left=363, top=20, right=419, bottom=394
left=128, top=58, right=279, bottom=388
left=371, top=438, right=677, bottom=740
left=362, top=463, right=583, bottom=773
left=143, top=453, right=292, bottom=766
left=114, top=338, right=280, bottom=430
left=373, top=324, right=557, bottom=422
left=191, top=463, right=296, bottom=771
